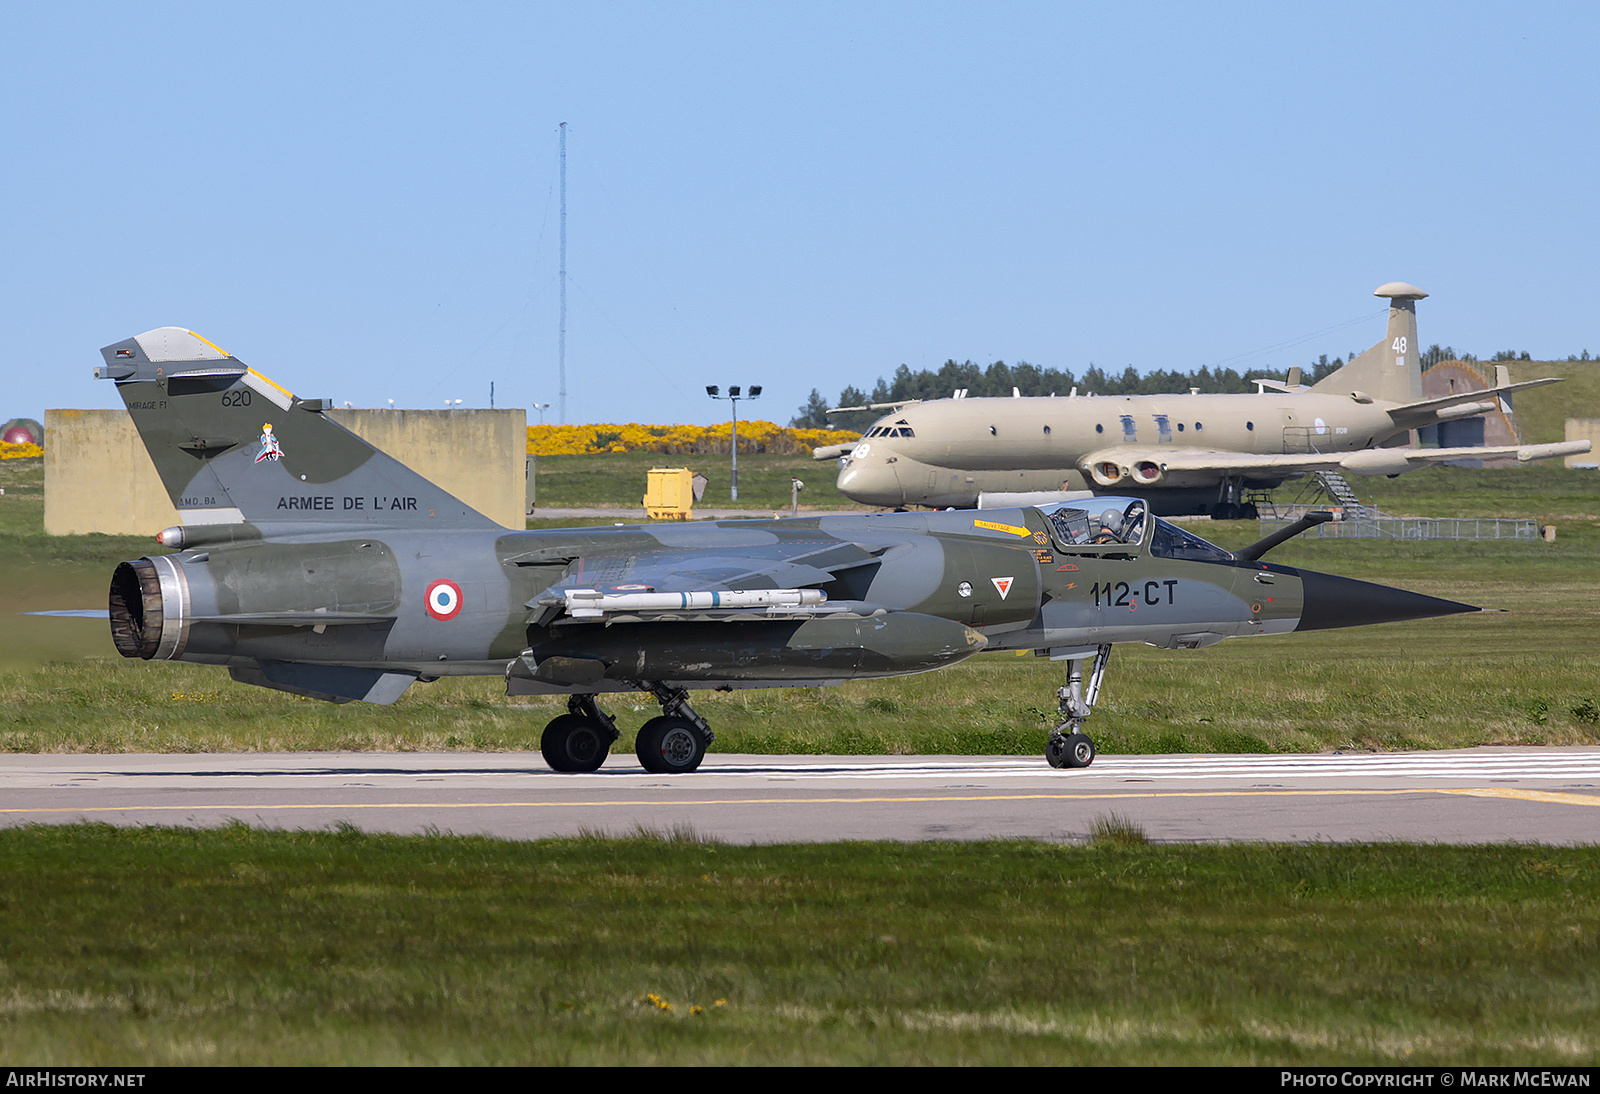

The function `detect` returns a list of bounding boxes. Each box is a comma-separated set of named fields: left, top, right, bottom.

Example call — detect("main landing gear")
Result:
left=1045, top=644, right=1111, bottom=769
left=540, top=694, right=620, bottom=773
left=538, top=684, right=715, bottom=774
left=1210, top=477, right=1260, bottom=521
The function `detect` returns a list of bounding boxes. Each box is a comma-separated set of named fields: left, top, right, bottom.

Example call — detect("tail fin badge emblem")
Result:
left=254, top=423, right=283, bottom=464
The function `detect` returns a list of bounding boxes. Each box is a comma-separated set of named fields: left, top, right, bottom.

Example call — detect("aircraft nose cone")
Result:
left=837, top=463, right=902, bottom=507
left=1294, top=570, right=1480, bottom=632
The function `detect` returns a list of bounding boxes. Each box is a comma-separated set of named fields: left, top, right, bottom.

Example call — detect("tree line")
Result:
left=791, top=355, right=1350, bottom=431
left=792, top=345, right=1591, bottom=430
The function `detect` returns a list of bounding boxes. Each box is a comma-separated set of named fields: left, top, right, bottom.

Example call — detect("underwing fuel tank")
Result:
left=515, top=611, right=988, bottom=689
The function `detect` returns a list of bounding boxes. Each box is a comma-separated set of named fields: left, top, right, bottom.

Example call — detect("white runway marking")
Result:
left=632, top=752, right=1600, bottom=782
left=54, top=750, right=1591, bottom=783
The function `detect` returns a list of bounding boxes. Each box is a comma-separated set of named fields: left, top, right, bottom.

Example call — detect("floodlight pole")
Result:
left=707, top=384, right=761, bottom=501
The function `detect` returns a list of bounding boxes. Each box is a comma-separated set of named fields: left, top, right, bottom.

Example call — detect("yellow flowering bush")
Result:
left=0, top=442, right=43, bottom=460
left=527, top=421, right=857, bottom=456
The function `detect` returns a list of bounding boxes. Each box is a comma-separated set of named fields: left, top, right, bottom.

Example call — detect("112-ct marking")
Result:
left=1092, top=579, right=1179, bottom=608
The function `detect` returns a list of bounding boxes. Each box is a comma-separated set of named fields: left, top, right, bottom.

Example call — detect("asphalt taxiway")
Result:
left=3, top=747, right=1597, bottom=843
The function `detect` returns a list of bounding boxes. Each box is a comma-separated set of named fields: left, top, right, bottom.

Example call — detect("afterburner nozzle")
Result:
left=1294, top=570, right=1479, bottom=632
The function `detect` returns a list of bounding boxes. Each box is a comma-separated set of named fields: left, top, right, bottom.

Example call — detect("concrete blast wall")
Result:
left=45, top=408, right=526, bottom=535
left=1566, top=419, right=1600, bottom=468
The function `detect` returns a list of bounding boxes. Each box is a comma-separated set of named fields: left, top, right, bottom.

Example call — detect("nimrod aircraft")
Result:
left=822, top=283, right=1588, bottom=516
left=103, top=328, right=1480, bottom=772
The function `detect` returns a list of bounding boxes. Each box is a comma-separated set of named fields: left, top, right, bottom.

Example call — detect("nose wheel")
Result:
left=1046, top=732, right=1096, bottom=769
left=1044, top=644, right=1111, bottom=769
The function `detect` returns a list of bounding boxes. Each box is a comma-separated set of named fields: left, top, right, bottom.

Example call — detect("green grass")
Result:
left=1, top=824, right=1596, bottom=1065
left=531, top=449, right=858, bottom=511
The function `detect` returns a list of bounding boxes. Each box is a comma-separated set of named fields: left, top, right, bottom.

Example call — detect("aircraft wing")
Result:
left=1080, top=439, right=1591, bottom=483
left=504, top=527, right=995, bottom=694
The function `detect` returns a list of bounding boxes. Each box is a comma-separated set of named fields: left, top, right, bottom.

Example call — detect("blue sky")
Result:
left=3, top=1, right=1596, bottom=428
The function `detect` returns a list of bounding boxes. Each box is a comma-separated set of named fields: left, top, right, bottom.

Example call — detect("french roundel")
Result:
left=425, top=579, right=463, bottom=621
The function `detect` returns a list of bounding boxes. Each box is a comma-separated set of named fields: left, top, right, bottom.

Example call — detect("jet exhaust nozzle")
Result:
left=110, top=557, right=189, bottom=660
left=1089, top=460, right=1125, bottom=487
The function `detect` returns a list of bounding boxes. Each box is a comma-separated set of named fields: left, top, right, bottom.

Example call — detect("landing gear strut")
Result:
left=541, top=694, right=621, bottom=773
left=1211, top=477, right=1259, bottom=521
left=635, top=683, right=714, bottom=774
left=1046, top=644, right=1111, bottom=769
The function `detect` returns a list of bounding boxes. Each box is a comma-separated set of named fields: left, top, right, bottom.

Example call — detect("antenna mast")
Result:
left=558, top=121, right=568, bottom=424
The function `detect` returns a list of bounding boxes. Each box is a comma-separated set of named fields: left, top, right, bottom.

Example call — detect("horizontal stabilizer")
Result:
left=1386, top=376, right=1565, bottom=425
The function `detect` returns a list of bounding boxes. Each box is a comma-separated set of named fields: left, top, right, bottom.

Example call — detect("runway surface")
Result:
left=4, top=747, right=1598, bottom=843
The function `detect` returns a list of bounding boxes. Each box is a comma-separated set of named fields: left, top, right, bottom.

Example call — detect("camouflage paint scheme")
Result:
left=826, top=283, right=1589, bottom=515
left=101, top=327, right=1479, bottom=772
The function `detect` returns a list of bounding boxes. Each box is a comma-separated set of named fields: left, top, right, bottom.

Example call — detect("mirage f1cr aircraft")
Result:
left=102, top=327, right=1481, bottom=772
left=823, top=283, right=1590, bottom=516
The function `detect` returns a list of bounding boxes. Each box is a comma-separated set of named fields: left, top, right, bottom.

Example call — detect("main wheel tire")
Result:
left=541, top=714, right=610, bottom=773
left=1046, top=736, right=1070, bottom=768
left=1062, top=732, right=1096, bottom=768
left=635, top=716, right=707, bottom=774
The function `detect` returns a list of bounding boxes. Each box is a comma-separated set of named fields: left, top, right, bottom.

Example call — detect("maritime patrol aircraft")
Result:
left=821, top=283, right=1589, bottom=516
left=101, top=327, right=1479, bottom=772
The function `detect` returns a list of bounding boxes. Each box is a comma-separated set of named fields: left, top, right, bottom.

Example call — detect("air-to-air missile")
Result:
left=101, top=328, right=1480, bottom=774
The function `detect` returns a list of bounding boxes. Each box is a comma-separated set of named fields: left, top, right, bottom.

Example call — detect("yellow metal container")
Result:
left=644, top=467, right=695, bottom=520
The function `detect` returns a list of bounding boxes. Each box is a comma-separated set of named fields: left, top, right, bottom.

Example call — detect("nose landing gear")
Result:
left=1045, top=644, right=1111, bottom=769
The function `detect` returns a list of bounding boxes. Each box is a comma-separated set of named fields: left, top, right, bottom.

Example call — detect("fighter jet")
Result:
left=101, top=328, right=1480, bottom=772
left=822, top=283, right=1589, bottom=516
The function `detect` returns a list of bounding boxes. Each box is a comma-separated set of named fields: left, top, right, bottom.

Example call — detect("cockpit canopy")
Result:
left=1034, top=498, right=1233, bottom=562
left=1040, top=498, right=1148, bottom=549
left=862, top=418, right=915, bottom=439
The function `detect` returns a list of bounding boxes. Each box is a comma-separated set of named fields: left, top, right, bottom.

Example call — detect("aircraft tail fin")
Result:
left=1309, top=282, right=1428, bottom=405
left=98, top=328, right=502, bottom=531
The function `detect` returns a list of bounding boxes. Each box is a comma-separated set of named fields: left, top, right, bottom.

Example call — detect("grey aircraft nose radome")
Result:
left=823, top=283, right=1589, bottom=516
left=101, top=328, right=1478, bottom=772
